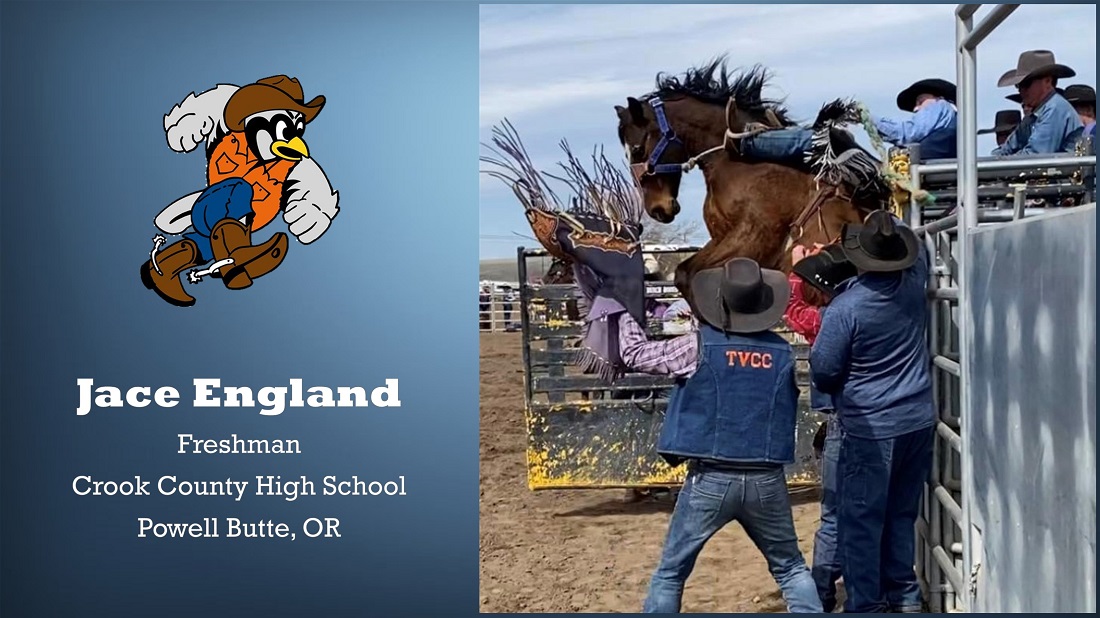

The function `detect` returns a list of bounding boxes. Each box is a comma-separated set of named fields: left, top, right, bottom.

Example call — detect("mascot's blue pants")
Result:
left=184, top=178, right=254, bottom=263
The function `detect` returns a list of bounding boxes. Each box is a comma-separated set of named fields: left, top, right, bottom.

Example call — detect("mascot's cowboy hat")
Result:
left=690, top=258, right=790, bottom=334
left=997, top=50, right=1076, bottom=88
left=224, top=75, right=326, bottom=132
left=896, top=78, right=957, bottom=112
left=792, top=244, right=858, bottom=299
left=840, top=210, right=920, bottom=272
left=978, top=109, right=1022, bottom=135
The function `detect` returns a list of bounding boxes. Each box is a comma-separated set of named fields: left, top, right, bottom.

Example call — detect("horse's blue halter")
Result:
left=631, top=97, right=686, bottom=181
left=645, top=98, right=686, bottom=175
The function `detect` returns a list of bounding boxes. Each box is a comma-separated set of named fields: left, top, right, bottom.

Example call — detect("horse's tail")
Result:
left=812, top=98, right=863, bottom=130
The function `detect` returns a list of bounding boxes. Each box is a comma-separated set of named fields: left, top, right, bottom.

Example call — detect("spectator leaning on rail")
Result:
left=728, top=78, right=957, bottom=162
left=810, top=210, right=934, bottom=614
left=784, top=242, right=858, bottom=613
left=992, top=50, right=1082, bottom=156
left=618, top=257, right=821, bottom=614
left=978, top=109, right=1023, bottom=147
left=1064, top=84, right=1096, bottom=139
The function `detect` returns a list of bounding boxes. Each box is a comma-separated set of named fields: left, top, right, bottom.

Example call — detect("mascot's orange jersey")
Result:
left=207, top=132, right=295, bottom=230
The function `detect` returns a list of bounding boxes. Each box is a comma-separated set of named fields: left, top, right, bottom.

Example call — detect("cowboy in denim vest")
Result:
left=786, top=243, right=858, bottom=612
left=811, top=211, right=934, bottom=613
left=618, top=257, right=821, bottom=613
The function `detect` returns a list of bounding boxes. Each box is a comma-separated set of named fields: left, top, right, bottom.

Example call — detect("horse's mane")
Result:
left=653, top=56, right=796, bottom=127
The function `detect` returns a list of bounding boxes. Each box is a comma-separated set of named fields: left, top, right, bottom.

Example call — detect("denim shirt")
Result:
left=809, top=240, right=935, bottom=440
left=873, top=98, right=958, bottom=160
left=657, top=325, right=799, bottom=467
left=992, top=91, right=1083, bottom=156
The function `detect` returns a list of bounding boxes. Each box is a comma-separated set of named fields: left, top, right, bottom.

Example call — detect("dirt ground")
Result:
left=479, top=332, right=826, bottom=613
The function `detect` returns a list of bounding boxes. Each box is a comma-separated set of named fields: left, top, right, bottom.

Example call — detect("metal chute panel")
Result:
left=965, top=204, right=1096, bottom=613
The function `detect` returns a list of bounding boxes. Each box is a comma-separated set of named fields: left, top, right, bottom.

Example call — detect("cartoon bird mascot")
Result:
left=141, top=75, right=339, bottom=307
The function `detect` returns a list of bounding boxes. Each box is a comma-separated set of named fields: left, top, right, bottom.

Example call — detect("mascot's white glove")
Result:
left=283, top=157, right=340, bottom=244
left=163, top=84, right=237, bottom=153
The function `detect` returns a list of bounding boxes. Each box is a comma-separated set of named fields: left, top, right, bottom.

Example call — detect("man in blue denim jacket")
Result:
left=810, top=211, right=933, bottom=613
left=617, top=258, right=821, bottom=613
left=729, top=78, right=957, bottom=162
left=993, top=50, right=1082, bottom=156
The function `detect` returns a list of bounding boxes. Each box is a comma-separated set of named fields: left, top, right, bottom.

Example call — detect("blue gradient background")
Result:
left=1, top=1, right=477, bottom=615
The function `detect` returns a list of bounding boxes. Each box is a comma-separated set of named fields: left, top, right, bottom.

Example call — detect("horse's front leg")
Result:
left=672, top=236, right=735, bottom=299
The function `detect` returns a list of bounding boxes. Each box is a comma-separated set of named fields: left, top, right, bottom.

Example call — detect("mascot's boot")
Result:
left=141, top=238, right=202, bottom=307
left=209, top=218, right=289, bottom=290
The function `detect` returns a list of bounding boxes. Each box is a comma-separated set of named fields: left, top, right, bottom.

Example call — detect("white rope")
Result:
left=683, top=123, right=776, bottom=172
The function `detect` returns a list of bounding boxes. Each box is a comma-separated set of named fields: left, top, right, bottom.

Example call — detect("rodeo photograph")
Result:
left=478, top=3, right=1096, bottom=614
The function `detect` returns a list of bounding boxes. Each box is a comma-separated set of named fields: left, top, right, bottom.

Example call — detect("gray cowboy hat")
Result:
left=978, top=109, right=1022, bottom=135
left=896, top=78, right=956, bottom=112
left=690, top=258, right=789, bottom=333
left=840, top=210, right=920, bottom=272
left=997, top=50, right=1076, bottom=88
left=1064, top=84, right=1096, bottom=105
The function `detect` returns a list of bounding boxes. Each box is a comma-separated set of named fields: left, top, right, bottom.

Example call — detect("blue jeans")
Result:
left=837, top=426, right=934, bottom=613
left=740, top=127, right=813, bottom=162
left=812, top=414, right=843, bottom=612
left=643, top=462, right=822, bottom=613
left=183, top=178, right=255, bottom=262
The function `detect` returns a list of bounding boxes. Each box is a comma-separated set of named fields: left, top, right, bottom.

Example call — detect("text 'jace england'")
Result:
left=76, top=378, right=401, bottom=416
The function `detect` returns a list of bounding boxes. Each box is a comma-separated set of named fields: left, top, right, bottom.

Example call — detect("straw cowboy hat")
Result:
left=1064, top=84, right=1096, bottom=105
left=996, top=50, right=1076, bottom=88
left=224, top=75, right=326, bottom=132
left=690, top=258, right=789, bottom=333
left=978, top=110, right=1022, bottom=135
left=896, top=78, right=957, bottom=112
left=792, top=244, right=858, bottom=299
left=840, top=210, right=919, bottom=272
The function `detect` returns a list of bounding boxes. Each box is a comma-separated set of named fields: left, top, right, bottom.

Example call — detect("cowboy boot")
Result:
left=140, top=238, right=202, bottom=307
left=209, top=218, right=289, bottom=290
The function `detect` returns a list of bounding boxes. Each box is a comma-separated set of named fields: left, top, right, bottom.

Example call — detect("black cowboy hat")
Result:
left=978, top=109, right=1022, bottom=135
left=792, top=244, right=858, bottom=299
left=690, top=258, right=789, bottom=333
left=896, top=78, right=956, bottom=112
left=840, top=210, right=920, bottom=272
left=1064, top=84, right=1096, bottom=105
left=1005, top=87, right=1065, bottom=105
left=997, top=50, right=1076, bottom=88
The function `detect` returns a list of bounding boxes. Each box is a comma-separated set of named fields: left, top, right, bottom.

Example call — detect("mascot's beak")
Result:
left=272, top=136, right=309, bottom=161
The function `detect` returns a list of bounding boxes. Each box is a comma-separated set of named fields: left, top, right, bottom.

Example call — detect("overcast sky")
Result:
left=479, top=3, right=1096, bottom=259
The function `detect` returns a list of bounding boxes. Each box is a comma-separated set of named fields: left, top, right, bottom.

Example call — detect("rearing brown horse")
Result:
left=615, top=57, right=886, bottom=303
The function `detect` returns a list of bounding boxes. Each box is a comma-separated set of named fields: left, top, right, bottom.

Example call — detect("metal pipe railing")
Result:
left=959, top=4, right=1019, bottom=50
left=954, top=6, right=980, bottom=610
left=915, top=154, right=1096, bottom=174
left=956, top=4, right=980, bottom=19
left=934, top=355, right=962, bottom=376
